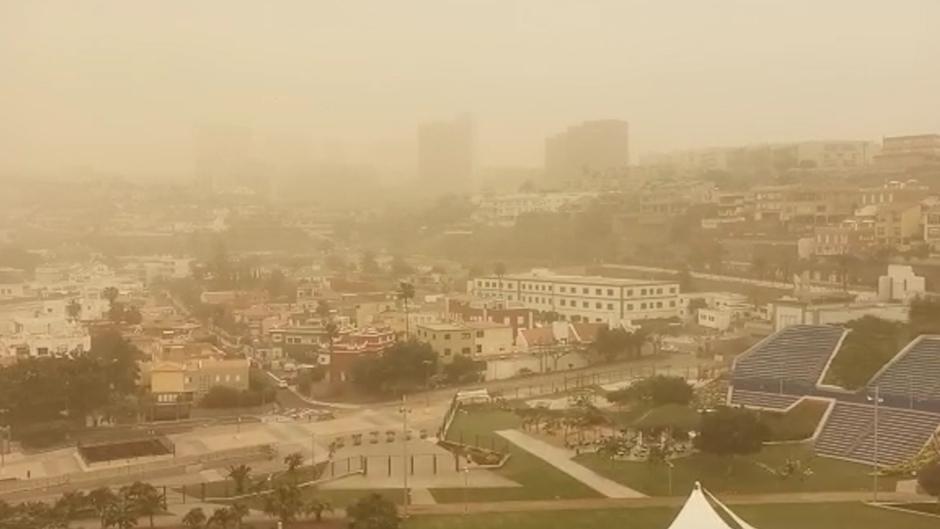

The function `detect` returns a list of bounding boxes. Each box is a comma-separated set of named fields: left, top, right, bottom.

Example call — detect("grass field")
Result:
left=431, top=408, right=600, bottom=503
left=575, top=443, right=896, bottom=496
left=760, top=399, right=829, bottom=441
left=406, top=502, right=938, bottom=529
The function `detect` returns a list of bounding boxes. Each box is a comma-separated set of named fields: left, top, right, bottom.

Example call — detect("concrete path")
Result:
left=410, top=488, right=437, bottom=505
left=496, top=429, right=646, bottom=499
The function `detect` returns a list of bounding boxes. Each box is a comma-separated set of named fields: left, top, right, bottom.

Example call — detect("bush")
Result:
left=200, top=386, right=273, bottom=409
left=15, top=420, right=71, bottom=449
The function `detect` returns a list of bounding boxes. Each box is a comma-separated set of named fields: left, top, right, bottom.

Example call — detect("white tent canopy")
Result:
left=667, top=482, right=759, bottom=529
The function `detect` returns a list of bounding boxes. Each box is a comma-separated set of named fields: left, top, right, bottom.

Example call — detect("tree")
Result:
left=182, top=508, right=207, bottom=529
left=315, top=300, right=332, bottom=321
left=262, top=484, right=303, bottom=526
left=229, top=503, right=249, bottom=529
left=397, top=281, right=415, bottom=336
left=607, top=376, right=694, bottom=407
left=124, top=305, right=143, bottom=325
left=227, top=464, right=252, bottom=494
left=102, top=287, right=120, bottom=307
left=443, top=355, right=484, bottom=385
left=917, top=461, right=940, bottom=511
left=103, top=499, right=138, bottom=529
left=351, top=340, right=437, bottom=395
left=346, top=493, right=399, bottom=529
left=493, top=262, right=506, bottom=291
left=592, top=327, right=632, bottom=362
left=88, top=487, right=117, bottom=529
left=121, top=482, right=162, bottom=529
left=910, top=298, right=940, bottom=336
left=208, top=507, right=236, bottom=529
left=695, top=407, right=769, bottom=473
left=303, top=497, right=333, bottom=523
left=54, top=491, right=88, bottom=528
left=284, top=452, right=304, bottom=475
left=66, top=299, right=83, bottom=321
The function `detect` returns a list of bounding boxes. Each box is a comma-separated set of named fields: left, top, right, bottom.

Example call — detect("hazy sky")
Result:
left=1, top=0, right=938, bottom=179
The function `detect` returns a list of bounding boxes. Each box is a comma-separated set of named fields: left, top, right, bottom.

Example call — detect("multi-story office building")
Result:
left=418, top=114, right=475, bottom=194
left=874, top=134, right=940, bottom=170
left=469, top=269, right=679, bottom=323
left=545, top=120, right=629, bottom=189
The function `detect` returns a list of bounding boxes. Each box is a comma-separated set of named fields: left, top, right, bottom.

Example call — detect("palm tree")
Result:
left=66, top=299, right=83, bottom=322
left=227, top=464, right=252, bottom=495
left=262, top=484, right=303, bottom=526
left=315, top=300, right=331, bottom=321
left=122, top=483, right=162, bottom=529
left=88, top=487, right=117, bottom=529
left=54, top=491, right=88, bottom=528
left=182, top=508, right=207, bottom=529
left=283, top=452, right=304, bottom=476
left=304, top=497, right=333, bottom=523
left=397, top=281, right=415, bottom=337
left=493, top=262, right=506, bottom=295
left=229, top=503, right=250, bottom=529
left=103, top=499, right=138, bottom=529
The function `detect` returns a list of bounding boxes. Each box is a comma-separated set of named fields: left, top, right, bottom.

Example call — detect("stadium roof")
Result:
left=668, top=483, right=758, bottom=529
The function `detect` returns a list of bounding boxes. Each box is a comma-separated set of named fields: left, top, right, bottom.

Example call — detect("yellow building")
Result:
left=143, top=342, right=249, bottom=407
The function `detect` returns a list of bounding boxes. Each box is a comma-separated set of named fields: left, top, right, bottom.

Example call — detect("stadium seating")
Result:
left=729, top=388, right=801, bottom=410
left=815, top=401, right=940, bottom=466
left=870, top=337, right=940, bottom=404
left=733, top=325, right=845, bottom=384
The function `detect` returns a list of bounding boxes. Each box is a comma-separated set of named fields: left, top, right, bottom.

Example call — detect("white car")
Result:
left=277, top=380, right=289, bottom=389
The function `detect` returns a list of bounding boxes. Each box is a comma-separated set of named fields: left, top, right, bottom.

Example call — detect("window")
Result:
left=670, top=287, right=676, bottom=294
left=641, top=302, right=647, bottom=309
left=582, top=287, right=589, bottom=294
left=670, top=301, right=676, bottom=307
left=444, top=333, right=451, bottom=340
left=627, top=304, right=634, bottom=311
left=560, top=286, right=567, bottom=293
left=641, top=288, right=647, bottom=295
left=235, top=375, right=241, bottom=381
left=595, top=288, right=602, bottom=295
left=462, top=332, right=471, bottom=339
left=607, top=303, right=614, bottom=310
left=627, top=289, right=633, bottom=297
left=582, top=301, right=589, bottom=308
left=476, top=344, right=483, bottom=353
left=476, top=331, right=484, bottom=338
left=560, top=299, right=566, bottom=306
left=461, top=347, right=471, bottom=355
left=595, top=302, right=602, bottom=309
left=656, top=301, right=663, bottom=308
left=444, top=348, right=451, bottom=356
left=657, top=288, right=663, bottom=294
left=607, top=289, right=614, bottom=296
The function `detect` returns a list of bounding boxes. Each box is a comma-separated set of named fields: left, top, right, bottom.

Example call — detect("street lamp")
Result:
left=866, top=386, right=883, bottom=502
left=463, top=458, right=472, bottom=514
left=400, top=395, right=412, bottom=517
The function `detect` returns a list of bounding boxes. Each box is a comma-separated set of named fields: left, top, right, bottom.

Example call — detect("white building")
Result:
left=466, top=321, right=515, bottom=357
left=771, top=298, right=908, bottom=332
left=471, top=192, right=596, bottom=226
left=471, top=269, right=679, bottom=324
left=0, top=315, right=91, bottom=362
left=878, top=264, right=926, bottom=302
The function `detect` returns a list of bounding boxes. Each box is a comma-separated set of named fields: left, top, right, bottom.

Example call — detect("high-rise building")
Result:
left=544, top=120, right=630, bottom=189
left=418, top=114, right=475, bottom=193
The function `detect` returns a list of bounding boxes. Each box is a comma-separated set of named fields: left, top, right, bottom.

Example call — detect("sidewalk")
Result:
left=496, top=429, right=646, bottom=499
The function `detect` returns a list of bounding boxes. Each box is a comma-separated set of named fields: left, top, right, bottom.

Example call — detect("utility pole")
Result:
left=868, top=385, right=882, bottom=502
left=400, top=395, right=411, bottom=517
left=311, top=433, right=316, bottom=467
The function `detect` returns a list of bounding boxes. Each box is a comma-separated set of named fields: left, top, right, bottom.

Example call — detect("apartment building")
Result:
left=874, top=134, right=940, bottom=170
left=0, top=315, right=91, bottom=363
left=471, top=192, right=596, bottom=226
left=446, top=296, right=535, bottom=338
left=143, top=342, right=250, bottom=406
left=469, top=269, right=679, bottom=323
left=925, top=205, right=940, bottom=251
left=870, top=202, right=922, bottom=246
left=415, top=322, right=475, bottom=362
left=812, top=219, right=875, bottom=256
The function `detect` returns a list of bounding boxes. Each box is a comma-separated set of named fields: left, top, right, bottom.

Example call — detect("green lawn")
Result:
left=760, top=399, right=828, bottom=441
left=576, top=443, right=897, bottom=496
left=406, top=503, right=938, bottom=529
left=431, top=409, right=600, bottom=503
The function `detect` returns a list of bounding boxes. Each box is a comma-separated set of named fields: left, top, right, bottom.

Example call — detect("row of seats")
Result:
left=729, top=389, right=801, bottom=411
left=733, top=325, right=845, bottom=384
left=870, top=337, right=940, bottom=403
left=815, top=401, right=940, bottom=466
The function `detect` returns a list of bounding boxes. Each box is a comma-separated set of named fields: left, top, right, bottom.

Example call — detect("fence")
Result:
left=0, top=443, right=275, bottom=499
